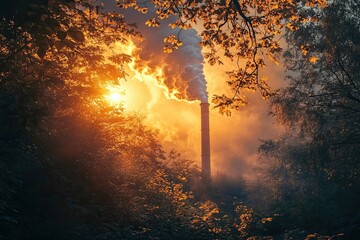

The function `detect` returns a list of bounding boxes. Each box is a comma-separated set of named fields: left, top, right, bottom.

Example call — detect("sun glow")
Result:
left=100, top=36, right=281, bottom=181
left=104, top=85, right=125, bottom=107
left=112, top=41, right=197, bottom=104
left=108, top=92, right=122, bottom=104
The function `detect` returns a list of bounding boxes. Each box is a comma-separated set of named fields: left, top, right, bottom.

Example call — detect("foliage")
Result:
left=0, top=1, right=270, bottom=239
left=5, top=0, right=357, bottom=239
left=258, top=0, right=360, bottom=237
left=0, top=0, right=139, bottom=136
left=117, top=0, right=327, bottom=113
left=271, top=0, right=360, bottom=191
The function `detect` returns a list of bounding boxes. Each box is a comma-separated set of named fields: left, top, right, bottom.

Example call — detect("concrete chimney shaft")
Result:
left=200, top=103, right=211, bottom=180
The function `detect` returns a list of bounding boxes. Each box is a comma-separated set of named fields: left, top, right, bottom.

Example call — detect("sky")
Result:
left=103, top=0, right=285, bottom=180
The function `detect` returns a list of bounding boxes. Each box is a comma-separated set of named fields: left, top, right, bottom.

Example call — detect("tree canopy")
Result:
left=1, top=0, right=359, bottom=239
left=118, top=0, right=327, bottom=113
left=258, top=0, right=360, bottom=236
left=0, top=1, right=268, bottom=239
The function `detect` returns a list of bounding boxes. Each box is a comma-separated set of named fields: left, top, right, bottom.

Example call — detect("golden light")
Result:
left=102, top=37, right=283, bottom=181
left=104, top=85, right=125, bottom=107
left=112, top=41, right=197, bottom=104
left=108, top=92, right=122, bottom=105
left=94, top=24, right=285, bottom=181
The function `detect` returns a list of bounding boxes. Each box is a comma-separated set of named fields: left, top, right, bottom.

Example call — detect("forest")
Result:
left=0, top=0, right=359, bottom=239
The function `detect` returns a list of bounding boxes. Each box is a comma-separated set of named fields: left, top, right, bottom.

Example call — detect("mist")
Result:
left=102, top=0, right=284, bottom=180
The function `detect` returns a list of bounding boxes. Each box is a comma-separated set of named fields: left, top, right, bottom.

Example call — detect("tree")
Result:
left=0, top=0, right=139, bottom=238
left=1, top=2, right=267, bottom=239
left=118, top=0, right=327, bottom=112
left=0, top=0, right=139, bottom=134
left=271, top=0, right=360, bottom=189
left=259, top=0, right=360, bottom=236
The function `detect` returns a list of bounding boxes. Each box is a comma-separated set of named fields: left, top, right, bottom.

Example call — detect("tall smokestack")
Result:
left=200, top=102, right=211, bottom=181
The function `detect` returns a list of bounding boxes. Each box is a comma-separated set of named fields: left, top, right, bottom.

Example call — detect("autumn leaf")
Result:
left=309, top=56, right=318, bottom=63
left=145, top=18, right=160, bottom=27
left=67, top=29, right=85, bottom=42
left=54, top=41, right=65, bottom=50
left=57, top=30, right=67, bottom=40
left=37, top=47, right=46, bottom=58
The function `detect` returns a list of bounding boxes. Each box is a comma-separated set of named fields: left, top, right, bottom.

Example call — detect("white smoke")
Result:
left=104, top=1, right=208, bottom=103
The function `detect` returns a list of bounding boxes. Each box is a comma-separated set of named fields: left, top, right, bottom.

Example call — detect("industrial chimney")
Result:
left=200, top=102, right=211, bottom=181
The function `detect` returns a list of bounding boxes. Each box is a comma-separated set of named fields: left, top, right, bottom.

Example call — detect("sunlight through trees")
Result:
left=0, top=0, right=359, bottom=239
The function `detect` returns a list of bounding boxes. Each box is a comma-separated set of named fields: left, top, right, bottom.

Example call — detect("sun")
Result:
left=104, top=85, right=125, bottom=106
left=108, top=92, right=122, bottom=105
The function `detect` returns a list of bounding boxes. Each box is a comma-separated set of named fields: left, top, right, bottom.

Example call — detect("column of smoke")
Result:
left=113, top=2, right=211, bottom=179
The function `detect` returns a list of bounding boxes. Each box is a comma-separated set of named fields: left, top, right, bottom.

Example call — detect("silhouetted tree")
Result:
left=0, top=1, right=266, bottom=239
left=119, top=0, right=327, bottom=113
left=259, top=0, right=360, bottom=237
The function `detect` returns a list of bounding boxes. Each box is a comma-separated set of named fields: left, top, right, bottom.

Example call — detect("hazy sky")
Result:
left=103, top=0, right=285, bottom=180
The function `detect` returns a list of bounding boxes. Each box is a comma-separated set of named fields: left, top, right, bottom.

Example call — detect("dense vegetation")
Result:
left=1, top=0, right=359, bottom=239
left=0, top=1, right=260, bottom=239
left=258, top=1, right=360, bottom=238
left=120, top=0, right=327, bottom=112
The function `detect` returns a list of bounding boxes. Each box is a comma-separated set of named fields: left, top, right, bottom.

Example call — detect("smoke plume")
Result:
left=106, top=1, right=208, bottom=103
left=103, top=1, right=284, bottom=181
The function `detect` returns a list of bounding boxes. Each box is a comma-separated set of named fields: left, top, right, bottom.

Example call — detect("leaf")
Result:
left=309, top=56, right=318, bottom=63
left=62, top=39, right=76, bottom=48
left=37, top=47, right=46, bottom=58
left=57, top=31, right=67, bottom=40
left=67, top=29, right=85, bottom=42
left=109, top=53, right=132, bottom=64
left=47, top=18, right=60, bottom=30
left=63, top=0, right=76, bottom=8
left=145, top=18, right=160, bottom=27
left=54, top=41, right=65, bottom=50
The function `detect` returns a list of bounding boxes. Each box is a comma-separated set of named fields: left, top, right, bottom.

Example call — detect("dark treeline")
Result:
left=0, top=1, right=263, bottom=239
left=256, top=0, right=360, bottom=238
left=0, top=0, right=359, bottom=239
